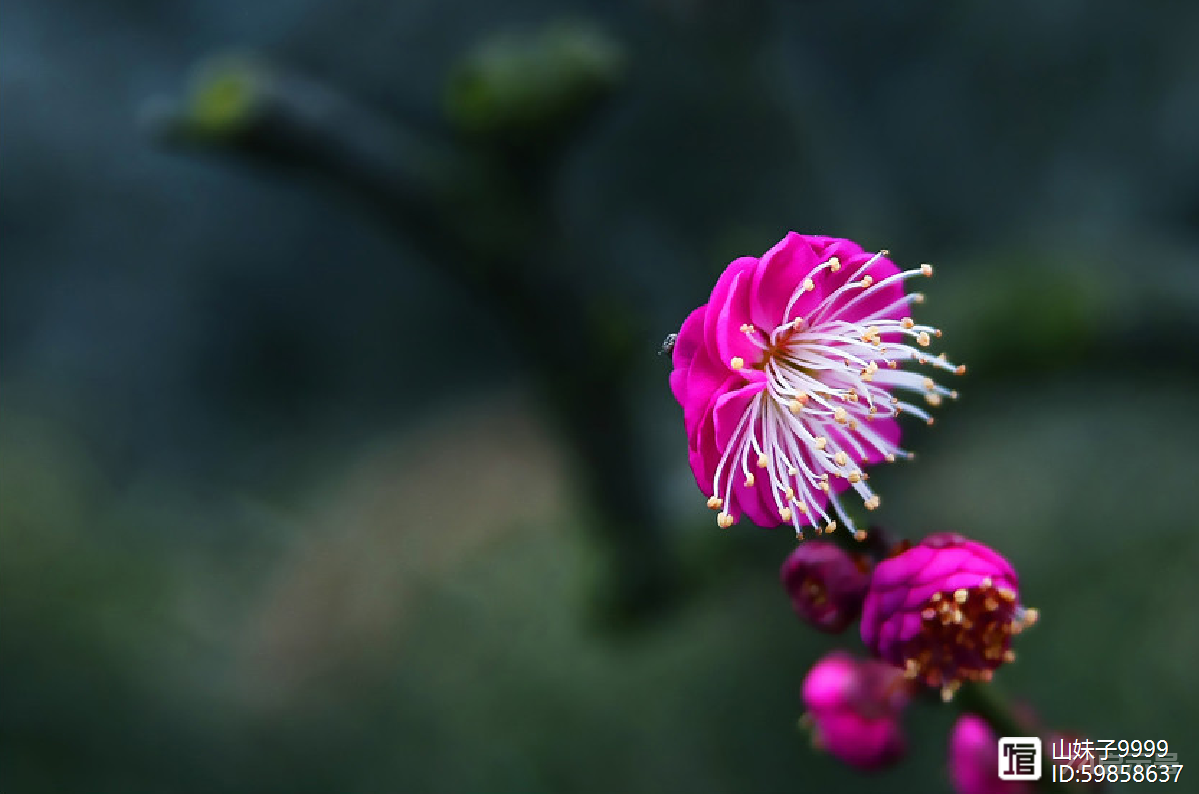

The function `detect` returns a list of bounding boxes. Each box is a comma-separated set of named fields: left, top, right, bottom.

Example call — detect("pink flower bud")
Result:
left=780, top=540, right=870, bottom=633
left=800, top=651, right=910, bottom=770
left=948, top=715, right=1033, bottom=794
left=860, top=533, right=1038, bottom=701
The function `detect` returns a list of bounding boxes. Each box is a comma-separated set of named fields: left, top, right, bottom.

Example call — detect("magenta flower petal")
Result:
left=713, top=271, right=763, bottom=369
left=703, top=256, right=759, bottom=366
left=669, top=232, right=963, bottom=536
left=801, top=651, right=910, bottom=771
left=749, top=232, right=819, bottom=329
left=861, top=534, right=1038, bottom=699
left=801, top=652, right=858, bottom=712
left=781, top=540, right=871, bottom=633
left=671, top=305, right=707, bottom=374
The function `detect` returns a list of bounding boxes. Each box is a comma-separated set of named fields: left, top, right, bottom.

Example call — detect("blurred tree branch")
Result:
left=142, top=27, right=679, bottom=623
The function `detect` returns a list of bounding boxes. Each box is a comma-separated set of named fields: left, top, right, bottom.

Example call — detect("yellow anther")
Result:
left=802, top=277, right=815, bottom=292
left=833, top=407, right=849, bottom=424
left=706, top=496, right=723, bottom=510
left=913, top=293, right=926, bottom=303
left=864, top=495, right=881, bottom=510
left=847, top=471, right=861, bottom=484
left=796, top=502, right=809, bottom=514
left=884, top=453, right=896, bottom=462
left=784, top=486, right=796, bottom=500
left=853, top=529, right=866, bottom=541
left=980, top=577, right=993, bottom=588
left=901, top=317, right=915, bottom=329
left=860, top=275, right=873, bottom=288
left=954, top=589, right=969, bottom=604
left=743, top=473, right=755, bottom=487
left=1003, top=650, right=1016, bottom=663
left=825, top=521, right=837, bottom=533
left=926, top=393, right=942, bottom=407
left=923, top=378, right=935, bottom=390
left=814, top=437, right=827, bottom=450
left=1022, top=607, right=1040, bottom=627
left=730, top=356, right=744, bottom=370
left=787, top=466, right=799, bottom=477
left=955, top=364, right=967, bottom=375
left=833, top=451, right=849, bottom=466
left=916, top=331, right=931, bottom=347
left=717, top=512, right=735, bottom=528
left=828, top=257, right=841, bottom=272
left=818, top=481, right=830, bottom=492
left=920, top=263, right=933, bottom=277
left=756, top=453, right=769, bottom=468
left=739, top=323, right=753, bottom=333
left=779, top=507, right=792, bottom=522
left=788, top=399, right=803, bottom=414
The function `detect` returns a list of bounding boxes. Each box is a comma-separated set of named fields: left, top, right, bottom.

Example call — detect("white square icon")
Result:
left=999, top=736, right=1042, bottom=780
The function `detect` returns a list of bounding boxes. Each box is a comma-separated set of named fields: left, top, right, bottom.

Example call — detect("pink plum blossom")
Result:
left=669, top=232, right=962, bottom=538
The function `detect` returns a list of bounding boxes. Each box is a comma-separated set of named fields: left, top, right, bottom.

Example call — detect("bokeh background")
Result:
left=4, top=1, right=1199, bottom=792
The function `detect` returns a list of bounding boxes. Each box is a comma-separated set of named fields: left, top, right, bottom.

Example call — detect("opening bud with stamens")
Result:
left=860, top=533, right=1035, bottom=699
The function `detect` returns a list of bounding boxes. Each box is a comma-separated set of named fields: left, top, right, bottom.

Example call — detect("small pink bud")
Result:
left=948, top=715, right=1032, bottom=794
left=780, top=540, right=870, bottom=633
left=800, top=651, right=910, bottom=770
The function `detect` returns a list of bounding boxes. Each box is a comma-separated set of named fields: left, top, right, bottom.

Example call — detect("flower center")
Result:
left=800, top=576, right=828, bottom=608
left=898, top=578, right=1039, bottom=701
